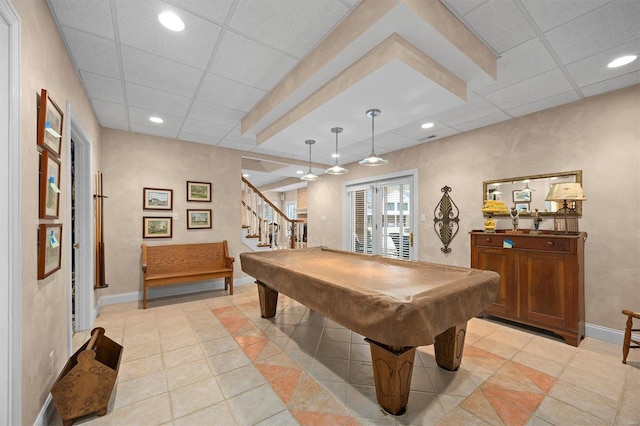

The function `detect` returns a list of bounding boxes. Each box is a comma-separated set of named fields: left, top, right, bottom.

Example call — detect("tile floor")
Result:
left=53, top=284, right=639, bottom=425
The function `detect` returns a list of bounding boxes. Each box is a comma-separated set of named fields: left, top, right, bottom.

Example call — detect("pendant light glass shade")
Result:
left=325, top=127, right=349, bottom=175
left=300, top=139, right=320, bottom=181
left=359, top=109, right=387, bottom=166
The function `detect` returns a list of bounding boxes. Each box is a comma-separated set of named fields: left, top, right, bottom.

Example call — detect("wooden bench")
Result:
left=141, top=241, right=234, bottom=309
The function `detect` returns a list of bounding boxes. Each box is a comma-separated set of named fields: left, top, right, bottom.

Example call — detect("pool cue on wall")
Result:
left=94, top=171, right=109, bottom=289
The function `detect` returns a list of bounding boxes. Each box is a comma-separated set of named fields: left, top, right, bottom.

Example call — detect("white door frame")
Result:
left=0, top=1, right=22, bottom=424
left=342, top=169, right=419, bottom=259
left=65, top=104, right=95, bottom=345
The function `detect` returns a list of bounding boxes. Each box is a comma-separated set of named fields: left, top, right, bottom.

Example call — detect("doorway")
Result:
left=345, top=173, right=416, bottom=260
left=66, top=105, right=94, bottom=340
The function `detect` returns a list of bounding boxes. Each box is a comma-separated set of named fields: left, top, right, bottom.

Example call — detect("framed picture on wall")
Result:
left=143, top=187, right=173, bottom=210
left=187, top=181, right=211, bottom=202
left=512, top=189, right=532, bottom=203
left=38, top=223, right=63, bottom=279
left=39, top=150, right=62, bottom=219
left=515, top=202, right=530, bottom=213
left=37, top=89, right=64, bottom=157
left=143, top=216, right=172, bottom=238
left=187, top=209, right=212, bottom=229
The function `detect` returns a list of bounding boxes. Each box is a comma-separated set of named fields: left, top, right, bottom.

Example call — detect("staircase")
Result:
left=241, top=177, right=306, bottom=251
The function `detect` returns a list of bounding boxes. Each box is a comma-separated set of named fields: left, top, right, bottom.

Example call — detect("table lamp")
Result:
left=545, top=182, right=586, bottom=234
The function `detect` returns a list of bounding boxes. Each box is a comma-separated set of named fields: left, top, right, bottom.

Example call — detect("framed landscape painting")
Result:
left=187, top=181, right=211, bottom=202
left=37, top=89, right=64, bottom=157
left=143, top=217, right=172, bottom=238
left=38, top=223, right=62, bottom=279
left=39, top=150, right=62, bottom=219
left=187, top=209, right=212, bottom=229
left=143, top=187, right=173, bottom=210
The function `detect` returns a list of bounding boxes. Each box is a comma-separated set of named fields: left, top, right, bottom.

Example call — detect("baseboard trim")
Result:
left=585, top=322, right=637, bottom=346
left=96, top=277, right=256, bottom=310
left=34, top=394, right=54, bottom=426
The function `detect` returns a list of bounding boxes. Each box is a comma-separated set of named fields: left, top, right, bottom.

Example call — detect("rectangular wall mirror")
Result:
left=483, top=170, right=583, bottom=216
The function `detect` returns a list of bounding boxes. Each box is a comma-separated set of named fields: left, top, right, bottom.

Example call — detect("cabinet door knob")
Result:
left=546, top=241, right=555, bottom=246
left=485, top=238, right=492, bottom=243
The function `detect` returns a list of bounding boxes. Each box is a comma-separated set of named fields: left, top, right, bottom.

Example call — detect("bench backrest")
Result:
left=142, top=241, right=231, bottom=276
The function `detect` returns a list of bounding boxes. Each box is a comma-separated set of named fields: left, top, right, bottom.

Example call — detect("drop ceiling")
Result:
left=47, top=0, right=640, bottom=188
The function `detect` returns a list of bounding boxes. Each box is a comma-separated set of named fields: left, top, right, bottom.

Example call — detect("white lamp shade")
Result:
left=545, top=182, right=586, bottom=201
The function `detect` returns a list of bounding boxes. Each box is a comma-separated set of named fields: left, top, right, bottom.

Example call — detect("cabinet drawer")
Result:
left=472, top=234, right=574, bottom=252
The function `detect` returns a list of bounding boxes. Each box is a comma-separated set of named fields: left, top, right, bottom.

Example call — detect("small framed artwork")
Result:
left=143, top=187, right=173, bottom=210
left=515, top=203, right=530, bottom=213
left=39, top=150, right=62, bottom=219
left=187, top=181, right=211, bottom=202
left=512, top=190, right=532, bottom=203
left=38, top=223, right=63, bottom=279
left=143, top=216, right=172, bottom=238
left=187, top=209, right=212, bottom=229
left=37, top=89, right=64, bottom=157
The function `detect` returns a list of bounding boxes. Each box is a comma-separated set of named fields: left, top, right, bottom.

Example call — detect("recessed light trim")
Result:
left=607, top=55, right=637, bottom=68
left=296, top=170, right=304, bottom=174
left=158, top=11, right=185, bottom=32
left=149, top=116, right=164, bottom=123
left=421, top=122, right=435, bottom=129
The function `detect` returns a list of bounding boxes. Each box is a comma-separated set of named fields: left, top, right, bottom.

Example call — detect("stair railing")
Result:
left=242, top=177, right=305, bottom=249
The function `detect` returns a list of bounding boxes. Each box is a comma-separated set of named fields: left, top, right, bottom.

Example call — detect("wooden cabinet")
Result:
left=470, top=231, right=585, bottom=346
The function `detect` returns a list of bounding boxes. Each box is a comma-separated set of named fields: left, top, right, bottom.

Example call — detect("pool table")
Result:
left=240, top=247, right=499, bottom=415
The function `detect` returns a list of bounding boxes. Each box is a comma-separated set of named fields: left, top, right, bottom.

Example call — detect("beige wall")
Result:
left=307, top=85, right=640, bottom=331
left=100, top=129, right=245, bottom=298
left=15, top=0, right=101, bottom=423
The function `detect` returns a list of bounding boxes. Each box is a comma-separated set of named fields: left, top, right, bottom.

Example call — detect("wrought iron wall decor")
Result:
left=433, top=186, right=460, bottom=253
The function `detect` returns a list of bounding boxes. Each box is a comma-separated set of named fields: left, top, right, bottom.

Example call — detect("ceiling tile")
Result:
left=544, top=1, right=640, bottom=65
left=129, top=107, right=182, bottom=138
left=390, top=119, right=452, bottom=140
left=217, top=138, right=255, bottom=151
left=475, top=38, right=558, bottom=95
left=580, top=71, right=640, bottom=97
left=463, top=0, right=536, bottom=53
left=61, top=27, right=120, bottom=77
left=99, top=118, right=129, bottom=132
left=197, top=73, right=267, bottom=112
left=565, top=39, right=640, bottom=88
left=121, top=46, right=203, bottom=97
left=187, top=101, right=246, bottom=127
left=178, top=132, right=222, bottom=146
left=431, top=96, right=501, bottom=127
left=506, top=90, right=581, bottom=117
left=163, top=0, right=234, bottom=23
left=442, top=0, right=490, bottom=16
left=521, top=0, right=610, bottom=32
left=80, top=71, right=124, bottom=104
left=125, top=83, right=192, bottom=117
left=180, top=118, right=232, bottom=139
left=222, top=125, right=257, bottom=146
left=228, top=0, right=350, bottom=58
left=455, top=111, right=511, bottom=132
left=115, top=0, right=221, bottom=70
left=485, top=68, right=575, bottom=110
left=210, top=31, right=299, bottom=90
left=92, top=99, right=127, bottom=122
left=47, top=0, right=114, bottom=39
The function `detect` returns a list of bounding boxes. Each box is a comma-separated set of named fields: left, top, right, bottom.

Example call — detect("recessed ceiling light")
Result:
left=149, top=116, right=163, bottom=123
left=242, top=173, right=249, bottom=178
left=158, top=11, right=185, bottom=32
left=421, top=122, right=435, bottom=129
left=331, top=153, right=340, bottom=158
left=607, top=55, right=637, bottom=68
left=296, top=170, right=304, bottom=174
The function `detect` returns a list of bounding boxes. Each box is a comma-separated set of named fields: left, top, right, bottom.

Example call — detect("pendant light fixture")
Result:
left=325, top=127, right=349, bottom=175
left=359, top=108, right=387, bottom=166
left=300, top=139, right=320, bottom=181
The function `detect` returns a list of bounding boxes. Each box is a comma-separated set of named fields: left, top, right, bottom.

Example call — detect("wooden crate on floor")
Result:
left=51, top=327, right=123, bottom=426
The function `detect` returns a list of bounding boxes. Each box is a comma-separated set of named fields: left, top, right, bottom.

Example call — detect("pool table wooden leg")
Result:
left=256, top=281, right=278, bottom=318
left=434, top=322, right=467, bottom=371
left=365, top=338, right=416, bottom=416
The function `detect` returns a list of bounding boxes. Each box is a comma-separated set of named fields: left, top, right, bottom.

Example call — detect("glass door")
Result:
left=347, top=175, right=414, bottom=259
